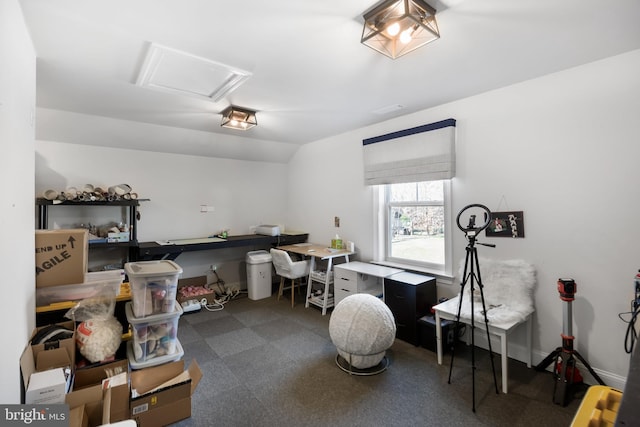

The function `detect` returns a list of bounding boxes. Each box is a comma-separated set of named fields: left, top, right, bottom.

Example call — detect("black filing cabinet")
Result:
left=384, top=272, right=436, bottom=346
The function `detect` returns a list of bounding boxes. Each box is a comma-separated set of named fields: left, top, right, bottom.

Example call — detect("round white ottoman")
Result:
left=329, top=293, right=396, bottom=374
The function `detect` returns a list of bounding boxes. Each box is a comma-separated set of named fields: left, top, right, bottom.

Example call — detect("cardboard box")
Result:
left=67, top=359, right=130, bottom=427
left=25, top=367, right=67, bottom=404
left=21, top=321, right=75, bottom=406
left=177, top=276, right=216, bottom=304
left=36, top=229, right=88, bottom=288
left=21, top=321, right=75, bottom=375
left=130, top=359, right=202, bottom=427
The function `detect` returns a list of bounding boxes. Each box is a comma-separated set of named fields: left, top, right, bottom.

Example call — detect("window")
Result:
left=377, top=180, right=452, bottom=276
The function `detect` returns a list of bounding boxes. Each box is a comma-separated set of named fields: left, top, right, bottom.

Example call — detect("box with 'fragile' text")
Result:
left=35, top=229, right=88, bottom=288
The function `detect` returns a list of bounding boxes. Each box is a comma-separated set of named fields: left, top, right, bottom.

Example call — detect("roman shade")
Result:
left=363, top=118, right=456, bottom=185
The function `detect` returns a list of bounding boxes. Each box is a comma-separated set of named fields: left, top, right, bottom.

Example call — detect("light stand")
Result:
left=449, top=204, right=499, bottom=412
left=535, top=278, right=605, bottom=406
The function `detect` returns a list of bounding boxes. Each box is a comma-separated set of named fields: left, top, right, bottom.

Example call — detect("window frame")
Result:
left=374, top=180, right=453, bottom=278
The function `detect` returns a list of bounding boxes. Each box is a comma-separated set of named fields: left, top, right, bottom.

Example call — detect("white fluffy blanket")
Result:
left=456, top=258, right=536, bottom=324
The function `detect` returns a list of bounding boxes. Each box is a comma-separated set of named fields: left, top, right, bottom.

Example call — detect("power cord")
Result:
left=206, top=268, right=226, bottom=295
left=619, top=270, right=640, bottom=355
left=200, top=290, right=242, bottom=312
left=619, top=304, right=640, bottom=355
left=200, top=267, right=246, bottom=311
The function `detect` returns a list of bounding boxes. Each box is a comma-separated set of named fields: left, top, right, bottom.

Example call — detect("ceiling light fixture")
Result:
left=220, top=106, right=257, bottom=131
left=361, top=0, right=440, bottom=59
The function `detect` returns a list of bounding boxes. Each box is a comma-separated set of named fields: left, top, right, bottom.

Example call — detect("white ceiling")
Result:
left=20, top=0, right=640, bottom=163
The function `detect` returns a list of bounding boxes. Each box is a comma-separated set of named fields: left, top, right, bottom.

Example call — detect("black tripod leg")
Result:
left=573, top=351, right=606, bottom=385
left=448, top=247, right=471, bottom=385
left=535, top=348, right=562, bottom=372
left=473, top=250, right=499, bottom=395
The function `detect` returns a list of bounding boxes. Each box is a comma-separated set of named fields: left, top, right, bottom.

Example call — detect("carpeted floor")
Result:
left=171, top=291, right=585, bottom=427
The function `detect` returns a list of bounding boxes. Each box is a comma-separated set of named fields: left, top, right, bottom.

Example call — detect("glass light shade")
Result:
left=220, top=106, right=257, bottom=130
left=361, top=0, right=439, bottom=59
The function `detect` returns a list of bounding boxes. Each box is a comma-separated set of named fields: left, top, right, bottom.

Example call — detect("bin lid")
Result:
left=125, top=300, right=183, bottom=324
left=124, top=260, right=183, bottom=277
left=246, top=250, right=272, bottom=264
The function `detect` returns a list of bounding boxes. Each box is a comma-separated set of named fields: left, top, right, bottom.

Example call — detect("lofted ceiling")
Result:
left=20, top=0, right=640, bottom=163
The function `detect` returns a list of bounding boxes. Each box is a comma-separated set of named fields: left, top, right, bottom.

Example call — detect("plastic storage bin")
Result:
left=571, top=385, right=622, bottom=427
left=246, top=250, right=273, bottom=300
left=125, top=301, right=183, bottom=365
left=125, top=260, right=183, bottom=317
left=36, top=270, right=124, bottom=306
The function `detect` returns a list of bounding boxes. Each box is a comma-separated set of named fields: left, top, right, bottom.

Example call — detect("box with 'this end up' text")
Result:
left=35, top=229, right=88, bottom=288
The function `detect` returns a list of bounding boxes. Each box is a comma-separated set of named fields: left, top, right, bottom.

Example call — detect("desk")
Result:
left=139, top=233, right=308, bottom=260
left=333, top=261, right=404, bottom=305
left=433, top=297, right=533, bottom=393
left=277, top=243, right=353, bottom=315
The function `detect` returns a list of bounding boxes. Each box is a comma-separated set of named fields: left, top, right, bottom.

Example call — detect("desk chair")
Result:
left=270, top=248, right=310, bottom=307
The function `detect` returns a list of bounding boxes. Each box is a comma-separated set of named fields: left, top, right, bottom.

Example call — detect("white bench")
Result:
left=433, top=296, right=533, bottom=394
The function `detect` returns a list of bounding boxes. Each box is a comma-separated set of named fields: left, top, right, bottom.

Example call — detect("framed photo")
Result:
left=486, top=211, right=525, bottom=238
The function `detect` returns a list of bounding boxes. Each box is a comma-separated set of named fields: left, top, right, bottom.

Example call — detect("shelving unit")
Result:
left=36, top=198, right=148, bottom=271
left=307, top=269, right=335, bottom=311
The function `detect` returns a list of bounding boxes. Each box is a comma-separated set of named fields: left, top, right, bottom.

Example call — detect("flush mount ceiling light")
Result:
left=136, top=43, right=251, bottom=102
left=361, top=0, right=440, bottom=59
left=220, top=106, right=257, bottom=130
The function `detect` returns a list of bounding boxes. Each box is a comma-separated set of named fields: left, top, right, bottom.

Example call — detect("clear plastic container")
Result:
left=36, top=271, right=123, bottom=306
left=125, top=301, right=182, bottom=363
left=125, top=260, right=183, bottom=317
left=127, top=338, right=184, bottom=370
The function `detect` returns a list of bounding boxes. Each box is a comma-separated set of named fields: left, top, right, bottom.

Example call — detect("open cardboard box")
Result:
left=130, top=359, right=202, bottom=427
left=20, top=321, right=76, bottom=403
left=177, top=276, right=216, bottom=304
left=66, top=359, right=130, bottom=427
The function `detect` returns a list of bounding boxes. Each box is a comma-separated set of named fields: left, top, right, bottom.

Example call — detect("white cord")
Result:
left=200, top=290, right=242, bottom=311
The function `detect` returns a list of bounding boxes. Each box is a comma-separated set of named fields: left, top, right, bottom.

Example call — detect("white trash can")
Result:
left=246, top=250, right=273, bottom=300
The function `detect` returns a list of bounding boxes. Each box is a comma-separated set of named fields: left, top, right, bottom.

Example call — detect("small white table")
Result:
left=277, top=243, right=354, bottom=315
left=433, top=297, right=533, bottom=394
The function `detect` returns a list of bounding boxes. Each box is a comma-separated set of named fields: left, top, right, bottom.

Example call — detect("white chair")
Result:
left=270, top=248, right=310, bottom=307
left=433, top=257, right=536, bottom=393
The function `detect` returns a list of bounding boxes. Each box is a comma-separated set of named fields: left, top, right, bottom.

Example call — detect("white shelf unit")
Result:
left=306, top=270, right=335, bottom=313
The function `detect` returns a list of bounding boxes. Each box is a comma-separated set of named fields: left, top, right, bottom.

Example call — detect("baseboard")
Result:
left=467, top=332, right=627, bottom=391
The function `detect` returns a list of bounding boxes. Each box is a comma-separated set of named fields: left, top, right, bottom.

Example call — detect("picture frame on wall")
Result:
left=486, top=211, right=525, bottom=238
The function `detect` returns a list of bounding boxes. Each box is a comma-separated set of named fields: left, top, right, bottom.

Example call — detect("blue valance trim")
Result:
left=362, top=118, right=456, bottom=146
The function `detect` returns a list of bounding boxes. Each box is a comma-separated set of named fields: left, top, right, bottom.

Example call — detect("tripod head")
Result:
left=558, top=278, right=576, bottom=302
left=456, top=204, right=496, bottom=248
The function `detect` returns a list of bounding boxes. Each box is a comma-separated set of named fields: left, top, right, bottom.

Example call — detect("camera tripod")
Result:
left=449, top=204, right=499, bottom=412
left=535, top=278, right=605, bottom=406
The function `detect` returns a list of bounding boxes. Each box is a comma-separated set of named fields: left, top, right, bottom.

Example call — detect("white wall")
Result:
left=0, top=0, right=36, bottom=404
left=287, top=49, right=640, bottom=389
left=28, top=45, right=639, bottom=393
left=35, top=142, right=289, bottom=286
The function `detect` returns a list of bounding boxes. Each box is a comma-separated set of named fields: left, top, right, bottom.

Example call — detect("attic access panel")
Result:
left=136, top=43, right=251, bottom=102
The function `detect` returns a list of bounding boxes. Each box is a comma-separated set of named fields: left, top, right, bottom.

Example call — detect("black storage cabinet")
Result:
left=384, top=272, right=436, bottom=346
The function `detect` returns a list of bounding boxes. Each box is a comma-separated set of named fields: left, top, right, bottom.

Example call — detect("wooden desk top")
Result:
left=277, top=243, right=354, bottom=259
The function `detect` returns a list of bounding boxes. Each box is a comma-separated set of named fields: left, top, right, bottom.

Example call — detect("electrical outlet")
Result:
left=334, top=216, right=340, bottom=227
left=210, top=264, right=217, bottom=271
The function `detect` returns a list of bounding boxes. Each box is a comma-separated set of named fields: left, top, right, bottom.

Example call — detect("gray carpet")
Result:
left=171, top=291, right=584, bottom=427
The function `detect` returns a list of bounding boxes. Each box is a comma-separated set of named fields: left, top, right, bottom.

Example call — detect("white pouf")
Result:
left=329, top=293, right=396, bottom=369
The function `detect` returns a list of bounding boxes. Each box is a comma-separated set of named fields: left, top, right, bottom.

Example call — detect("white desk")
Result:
left=277, top=243, right=354, bottom=315
left=333, top=261, right=404, bottom=305
left=433, top=297, right=533, bottom=394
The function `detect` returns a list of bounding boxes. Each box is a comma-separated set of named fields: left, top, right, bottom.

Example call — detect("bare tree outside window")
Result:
left=387, top=181, right=445, bottom=266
